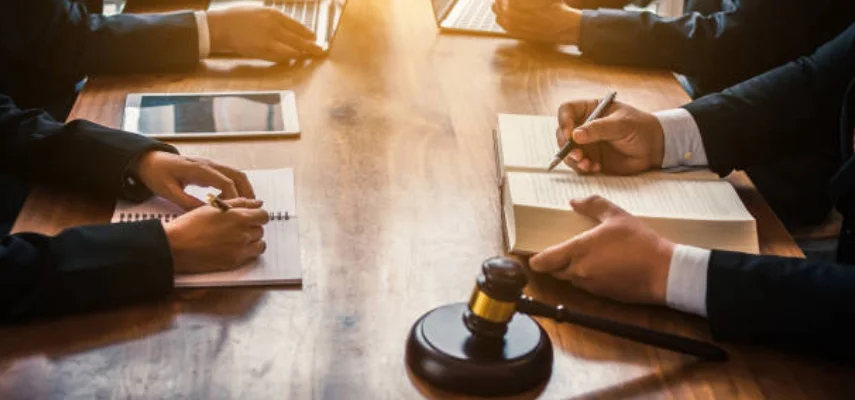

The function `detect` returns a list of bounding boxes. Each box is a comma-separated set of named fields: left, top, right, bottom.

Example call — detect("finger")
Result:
left=558, top=100, right=598, bottom=136
left=491, top=2, right=505, bottom=17
left=246, top=226, right=264, bottom=242
left=496, top=20, right=550, bottom=41
left=564, top=159, right=586, bottom=174
left=185, top=165, right=239, bottom=199
left=578, top=143, right=602, bottom=171
left=273, top=27, right=324, bottom=56
left=494, top=14, right=541, bottom=36
left=262, top=40, right=303, bottom=62
left=556, top=127, right=569, bottom=149
left=569, top=195, right=629, bottom=222
left=235, top=207, right=271, bottom=226
left=235, top=240, right=267, bottom=265
left=551, top=257, right=590, bottom=282
left=494, top=14, right=515, bottom=31
left=223, top=197, right=264, bottom=209
left=573, top=115, right=628, bottom=144
left=208, top=164, right=255, bottom=199
left=529, top=230, right=591, bottom=273
left=244, top=240, right=268, bottom=260
left=271, top=10, right=315, bottom=39
left=561, top=147, right=601, bottom=175
left=556, top=147, right=588, bottom=173
left=166, top=184, right=206, bottom=210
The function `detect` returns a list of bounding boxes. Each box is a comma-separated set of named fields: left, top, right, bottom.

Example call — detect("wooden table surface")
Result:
left=2, top=0, right=853, bottom=398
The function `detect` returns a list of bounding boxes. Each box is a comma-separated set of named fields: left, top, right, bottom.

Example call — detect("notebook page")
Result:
left=175, top=168, right=300, bottom=287
left=245, top=168, right=296, bottom=214
left=112, top=168, right=295, bottom=222
left=507, top=171, right=753, bottom=221
left=496, top=113, right=719, bottom=181
left=110, top=168, right=301, bottom=287
left=174, top=211, right=301, bottom=288
left=112, top=196, right=185, bottom=222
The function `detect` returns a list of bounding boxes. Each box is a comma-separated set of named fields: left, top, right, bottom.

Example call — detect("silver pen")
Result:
left=547, top=91, right=618, bottom=171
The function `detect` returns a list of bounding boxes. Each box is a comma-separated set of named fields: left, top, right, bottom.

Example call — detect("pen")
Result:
left=547, top=91, right=618, bottom=172
left=206, top=193, right=231, bottom=212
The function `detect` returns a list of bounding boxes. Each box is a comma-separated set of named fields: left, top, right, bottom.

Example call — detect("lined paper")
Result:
left=507, top=171, right=753, bottom=221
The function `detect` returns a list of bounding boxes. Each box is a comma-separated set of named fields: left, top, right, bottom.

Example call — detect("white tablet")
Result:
left=123, top=91, right=300, bottom=139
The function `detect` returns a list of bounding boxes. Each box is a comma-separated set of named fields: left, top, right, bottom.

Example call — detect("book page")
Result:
left=112, top=168, right=296, bottom=222
left=507, top=171, right=753, bottom=221
left=496, top=113, right=719, bottom=181
left=497, top=113, right=567, bottom=173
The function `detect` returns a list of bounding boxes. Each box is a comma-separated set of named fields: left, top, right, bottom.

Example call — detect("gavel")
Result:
left=406, top=257, right=727, bottom=397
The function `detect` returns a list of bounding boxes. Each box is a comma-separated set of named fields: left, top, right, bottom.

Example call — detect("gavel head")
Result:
left=464, top=257, right=528, bottom=339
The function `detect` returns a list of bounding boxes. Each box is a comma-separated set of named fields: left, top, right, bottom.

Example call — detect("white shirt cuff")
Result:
left=665, top=244, right=710, bottom=317
left=194, top=11, right=211, bottom=59
left=655, top=108, right=708, bottom=169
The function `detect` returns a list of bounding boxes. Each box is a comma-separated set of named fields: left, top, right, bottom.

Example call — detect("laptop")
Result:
left=430, top=0, right=506, bottom=36
left=208, top=0, right=347, bottom=51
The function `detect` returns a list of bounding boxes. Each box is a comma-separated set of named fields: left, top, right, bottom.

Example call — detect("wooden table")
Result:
left=2, top=0, right=852, bottom=398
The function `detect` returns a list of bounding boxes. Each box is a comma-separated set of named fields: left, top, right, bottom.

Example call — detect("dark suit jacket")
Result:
left=0, top=92, right=178, bottom=323
left=579, top=0, right=855, bottom=98
left=682, top=22, right=855, bottom=360
left=0, top=0, right=200, bottom=119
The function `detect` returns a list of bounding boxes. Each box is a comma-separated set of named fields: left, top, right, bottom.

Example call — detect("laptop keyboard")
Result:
left=446, top=0, right=504, bottom=34
left=265, top=0, right=319, bottom=32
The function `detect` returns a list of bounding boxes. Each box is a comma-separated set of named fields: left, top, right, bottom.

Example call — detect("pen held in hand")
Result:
left=206, top=193, right=231, bottom=212
left=548, top=91, right=618, bottom=172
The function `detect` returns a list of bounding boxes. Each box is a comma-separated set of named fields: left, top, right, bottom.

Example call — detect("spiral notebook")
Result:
left=112, top=168, right=302, bottom=288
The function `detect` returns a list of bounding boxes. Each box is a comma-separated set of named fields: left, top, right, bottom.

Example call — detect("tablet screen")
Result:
left=137, top=93, right=285, bottom=134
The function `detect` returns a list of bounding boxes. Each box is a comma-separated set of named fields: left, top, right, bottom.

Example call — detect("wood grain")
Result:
left=2, top=0, right=850, bottom=398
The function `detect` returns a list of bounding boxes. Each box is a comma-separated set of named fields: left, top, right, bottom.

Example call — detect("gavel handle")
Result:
left=516, top=295, right=728, bottom=361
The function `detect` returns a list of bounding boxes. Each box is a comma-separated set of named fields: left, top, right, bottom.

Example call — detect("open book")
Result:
left=496, top=113, right=759, bottom=255
left=112, top=168, right=302, bottom=288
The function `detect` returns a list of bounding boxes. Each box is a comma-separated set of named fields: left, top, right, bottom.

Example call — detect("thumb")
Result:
left=530, top=228, right=597, bottom=273
left=569, top=195, right=628, bottom=223
left=572, top=116, right=628, bottom=144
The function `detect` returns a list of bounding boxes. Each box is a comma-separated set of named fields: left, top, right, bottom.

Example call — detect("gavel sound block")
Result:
left=405, top=257, right=727, bottom=397
left=406, top=257, right=552, bottom=396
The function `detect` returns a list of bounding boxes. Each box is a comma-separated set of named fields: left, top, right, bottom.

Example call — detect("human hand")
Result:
left=529, top=196, right=674, bottom=305
left=555, top=99, right=665, bottom=175
left=165, top=198, right=270, bottom=274
left=136, top=152, right=255, bottom=210
left=207, top=4, right=324, bottom=62
left=492, top=0, right=583, bottom=44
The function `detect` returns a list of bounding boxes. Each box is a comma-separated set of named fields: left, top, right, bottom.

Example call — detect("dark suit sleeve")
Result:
left=578, top=1, right=829, bottom=86
left=682, top=22, right=855, bottom=175
left=0, top=93, right=177, bottom=322
left=0, top=0, right=200, bottom=76
left=706, top=250, right=855, bottom=360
